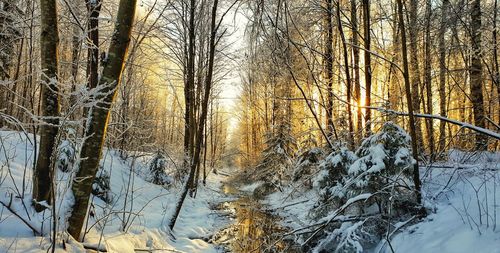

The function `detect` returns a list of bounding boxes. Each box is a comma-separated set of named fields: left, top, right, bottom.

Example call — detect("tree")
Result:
left=336, top=0, right=354, bottom=148
left=350, top=0, right=363, bottom=141
left=32, top=0, right=60, bottom=212
left=437, top=0, right=449, bottom=153
left=324, top=0, right=335, bottom=140
left=362, top=0, right=372, bottom=136
left=67, top=0, right=138, bottom=240
left=408, top=0, right=424, bottom=149
left=85, top=0, right=101, bottom=91
left=470, top=0, right=486, bottom=149
left=396, top=0, right=422, bottom=205
left=423, top=0, right=435, bottom=159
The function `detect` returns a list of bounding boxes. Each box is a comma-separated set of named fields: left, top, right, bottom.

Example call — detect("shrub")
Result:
left=147, top=152, right=173, bottom=186
left=92, top=169, right=113, bottom=204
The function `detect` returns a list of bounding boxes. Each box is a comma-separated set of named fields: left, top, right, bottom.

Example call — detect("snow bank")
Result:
left=0, top=130, right=231, bottom=252
left=263, top=149, right=500, bottom=253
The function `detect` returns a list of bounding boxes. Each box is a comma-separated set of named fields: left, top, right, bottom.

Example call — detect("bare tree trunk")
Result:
left=397, top=0, right=422, bottom=205
left=362, top=0, right=372, bottom=136
left=67, top=0, right=137, bottom=240
left=470, top=0, right=487, bottom=149
left=69, top=2, right=82, bottom=108
left=423, top=0, right=435, bottom=159
left=32, top=0, right=60, bottom=212
left=336, top=0, right=354, bottom=148
left=409, top=0, right=424, bottom=150
left=389, top=4, right=401, bottom=119
left=493, top=0, right=499, bottom=127
left=350, top=0, right=363, bottom=141
left=324, top=0, right=335, bottom=140
left=170, top=0, right=218, bottom=230
left=183, top=0, right=196, bottom=174
left=438, top=0, right=449, bottom=153
left=85, top=0, right=101, bottom=91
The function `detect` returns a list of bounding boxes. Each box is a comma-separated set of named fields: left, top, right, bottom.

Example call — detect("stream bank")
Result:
left=212, top=183, right=301, bottom=252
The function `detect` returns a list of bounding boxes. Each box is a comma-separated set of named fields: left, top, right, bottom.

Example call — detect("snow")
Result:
left=386, top=165, right=500, bottom=253
left=263, top=149, right=500, bottom=253
left=239, top=181, right=263, bottom=192
left=0, top=130, right=232, bottom=252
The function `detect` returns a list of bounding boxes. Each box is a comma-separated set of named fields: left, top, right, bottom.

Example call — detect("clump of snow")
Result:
left=240, top=181, right=263, bottom=192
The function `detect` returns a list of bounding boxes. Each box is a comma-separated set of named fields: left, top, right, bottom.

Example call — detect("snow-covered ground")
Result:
left=259, top=151, right=500, bottom=253
left=0, top=130, right=233, bottom=252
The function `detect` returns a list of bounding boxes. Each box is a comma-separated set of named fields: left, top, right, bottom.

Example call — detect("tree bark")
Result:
left=324, top=0, right=335, bottom=140
left=86, top=0, right=101, bottom=90
left=170, top=0, right=218, bottom=230
left=408, top=0, right=424, bottom=150
left=438, top=0, right=449, bottom=153
left=67, top=0, right=137, bottom=240
left=350, top=0, right=363, bottom=141
left=492, top=0, right=499, bottom=128
left=32, top=0, right=60, bottom=212
left=362, top=0, right=372, bottom=136
left=396, top=0, right=422, bottom=205
left=336, top=0, right=354, bottom=148
left=423, top=0, right=435, bottom=159
left=470, top=0, right=487, bottom=149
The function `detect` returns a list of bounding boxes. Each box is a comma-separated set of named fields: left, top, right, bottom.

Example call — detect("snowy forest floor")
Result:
left=0, top=130, right=238, bottom=253
left=242, top=152, right=500, bottom=253
left=1, top=129, right=500, bottom=253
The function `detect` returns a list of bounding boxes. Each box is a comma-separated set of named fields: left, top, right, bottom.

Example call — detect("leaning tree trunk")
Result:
left=470, top=0, right=487, bottom=150
left=170, top=0, right=219, bottom=230
left=397, top=0, right=422, bottom=205
left=67, top=0, right=137, bottom=240
left=32, top=0, right=60, bottom=212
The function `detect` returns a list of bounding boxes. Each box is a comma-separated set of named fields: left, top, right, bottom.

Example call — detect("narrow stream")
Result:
left=213, top=184, right=301, bottom=253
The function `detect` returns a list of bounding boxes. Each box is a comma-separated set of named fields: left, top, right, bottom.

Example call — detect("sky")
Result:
left=217, top=3, right=249, bottom=134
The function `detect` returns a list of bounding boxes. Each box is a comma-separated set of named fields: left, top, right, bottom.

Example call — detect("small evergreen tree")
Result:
left=311, top=147, right=357, bottom=217
left=346, top=122, right=416, bottom=215
left=92, top=168, right=113, bottom=204
left=255, top=123, right=296, bottom=185
left=147, top=152, right=173, bottom=186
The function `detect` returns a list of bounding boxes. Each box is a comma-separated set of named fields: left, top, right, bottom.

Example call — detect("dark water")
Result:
left=214, top=184, right=301, bottom=253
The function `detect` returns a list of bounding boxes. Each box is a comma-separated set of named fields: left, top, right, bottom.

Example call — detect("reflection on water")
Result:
left=219, top=185, right=301, bottom=253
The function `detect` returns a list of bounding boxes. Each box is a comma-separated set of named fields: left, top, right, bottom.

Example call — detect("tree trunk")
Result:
left=409, top=0, right=424, bottom=151
left=362, top=0, right=372, bottom=136
left=350, top=0, right=363, bottom=141
left=67, top=0, right=137, bottom=240
left=336, top=0, right=354, bottom=148
left=32, top=0, right=60, bottom=212
left=438, top=0, right=449, bottom=153
left=324, top=0, right=335, bottom=140
left=170, top=0, right=218, bottom=230
left=397, top=0, right=422, bottom=205
left=423, top=0, right=435, bottom=159
left=183, top=0, right=196, bottom=173
left=69, top=1, right=82, bottom=108
left=492, top=0, right=499, bottom=128
left=86, top=0, right=101, bottom=90
left=470, top=0, right=487, bottom=149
